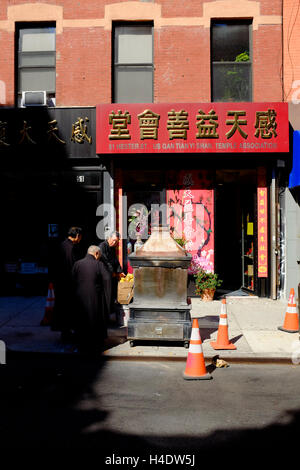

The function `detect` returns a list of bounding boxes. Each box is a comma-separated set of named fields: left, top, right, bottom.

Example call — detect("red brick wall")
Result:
left=0, top=0, right=285, bottom=106
left=56, top=28, right=111, bottom=106
left=260, top=0, right=282, bottom=15
left=283, top=0, right=300, bottom=101
left=155, top=26, right=210, bottom=102
left=159, top=0, right=205, bottom=17
left=253, top=25, right=283, bottom=102
left=0, top=31, right=14, bottom=105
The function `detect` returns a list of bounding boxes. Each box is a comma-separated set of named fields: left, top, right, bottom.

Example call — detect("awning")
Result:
left=289, top=130, right=300, bottom=188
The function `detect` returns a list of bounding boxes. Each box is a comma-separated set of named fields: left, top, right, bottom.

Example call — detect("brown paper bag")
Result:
left=117, top=280, right=134, bottom=304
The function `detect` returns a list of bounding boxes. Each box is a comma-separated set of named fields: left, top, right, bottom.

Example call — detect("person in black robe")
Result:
left=51, top=226, right=83, bottom=341
left=72, top=245, right=107, bottom=352
left=99, top=231, right=125, bottom=321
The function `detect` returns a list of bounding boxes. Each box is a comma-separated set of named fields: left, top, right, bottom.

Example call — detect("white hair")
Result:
left=87, top=245, right=100, bottom=256
left=105, top=230, right=120, bottom=240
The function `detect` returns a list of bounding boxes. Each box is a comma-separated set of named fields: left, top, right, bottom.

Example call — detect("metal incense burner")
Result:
left=128, top=225, right=192, bottom=347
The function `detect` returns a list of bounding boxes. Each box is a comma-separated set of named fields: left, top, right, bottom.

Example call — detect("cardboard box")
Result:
left=117, top=280, right=134, bottom=304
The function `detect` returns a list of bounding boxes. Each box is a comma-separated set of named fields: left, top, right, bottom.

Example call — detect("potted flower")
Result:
left=194, top=267, right=223, bottom=301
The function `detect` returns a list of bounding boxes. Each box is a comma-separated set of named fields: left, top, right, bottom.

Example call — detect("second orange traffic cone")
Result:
left=40, top=282, right=55, bottom=326
left=183, top=318, right=212, bottom=380
left=278, top=288, right=299, bottom=333
left=210, top=298, right=237, bottom=350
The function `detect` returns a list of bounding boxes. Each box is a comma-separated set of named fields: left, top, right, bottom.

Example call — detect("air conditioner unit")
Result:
left=21, top=90, right=47, bottom=107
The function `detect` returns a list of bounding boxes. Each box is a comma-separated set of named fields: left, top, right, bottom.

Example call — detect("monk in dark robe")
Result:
left=99, top=231, right=125, bottom=321
left=51, top=227, right=82, bottom=341
left=72, top=245, right=107, bottom=352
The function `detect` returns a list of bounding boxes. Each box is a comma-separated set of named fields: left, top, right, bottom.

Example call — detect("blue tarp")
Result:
left=289, top=131, right=300, bottom=188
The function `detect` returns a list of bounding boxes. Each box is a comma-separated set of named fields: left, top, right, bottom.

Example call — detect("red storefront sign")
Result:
left=257, top=187, right=268, bottom=277
left=96, top=103, right=289, bottom=154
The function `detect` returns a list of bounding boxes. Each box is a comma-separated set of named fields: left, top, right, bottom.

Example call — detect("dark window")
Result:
left=211, top=21, right=252, bottom=102
left=113, top=23, right=153, bottom=103
left=17, top=24, right=56, bottom=106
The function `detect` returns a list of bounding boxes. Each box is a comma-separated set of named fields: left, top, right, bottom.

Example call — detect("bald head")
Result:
left=87, top=245, right=101, bottom=259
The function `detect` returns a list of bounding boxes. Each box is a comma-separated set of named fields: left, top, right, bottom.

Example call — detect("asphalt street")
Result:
left=1, top=352, right=300, bottom=463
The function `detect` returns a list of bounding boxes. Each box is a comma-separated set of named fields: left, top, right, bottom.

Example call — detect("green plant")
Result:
left=221, top=50, right=250, bottom=101
left=235, top=51, right=250, bottom=62
left=173, top=236, right=187, bottom=248
left=174, top=238, right=186, bottom=247
left=194, top=267, right=222, bottom=295
left=170, top=228, right=187, bottom=248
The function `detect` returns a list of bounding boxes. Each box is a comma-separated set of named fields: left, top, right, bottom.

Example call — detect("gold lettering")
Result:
left=258, top=266, right=267, bottom=273
left=226, top=111, right=248, bottom=139
left=109, top=111, right=131, bottom=140
left=196, top=109, right=219, bottom=139
left=19, top=121, right=36, bottom=145
left=167, top=109, right=189, bottom=140
left=48, top=120, right=66, bottom=144
left=255, top=109, right=277, bottom=139
left=137, top=109, right=160, bottom=140
left=71, top=117, right=92, bottom=144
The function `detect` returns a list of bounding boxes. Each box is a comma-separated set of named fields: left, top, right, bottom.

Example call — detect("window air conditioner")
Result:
left=21, top=91, right=47, bottom=107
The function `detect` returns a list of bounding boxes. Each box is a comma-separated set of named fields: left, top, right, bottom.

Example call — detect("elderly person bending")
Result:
left=72, top=245, right=107, bottom=352
left=99, top=231, right=125, bottom=321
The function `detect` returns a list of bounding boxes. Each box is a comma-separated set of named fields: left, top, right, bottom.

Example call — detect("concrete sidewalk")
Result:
left=0, top=295, right=299, bottom=362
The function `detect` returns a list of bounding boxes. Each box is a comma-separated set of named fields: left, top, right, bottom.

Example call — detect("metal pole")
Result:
left=270, top=168, right=278, bottom=299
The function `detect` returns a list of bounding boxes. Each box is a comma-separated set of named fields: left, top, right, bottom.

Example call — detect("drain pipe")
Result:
left=270, top=168, right=278, bottom=299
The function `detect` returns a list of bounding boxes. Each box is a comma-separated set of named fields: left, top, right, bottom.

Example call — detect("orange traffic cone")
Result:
left=210, top=298, right=237, bottom=350
left=183, top=318, right=212, bottom=380
left=278, top=288, right=299, bottom=333
left=40, top=282, right=55, bottom=326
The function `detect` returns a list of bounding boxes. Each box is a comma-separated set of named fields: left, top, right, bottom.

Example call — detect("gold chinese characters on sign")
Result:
left=19, top=120, right=36, bottom=145
left=254, top=109, right=277, bottom=139
left=0, top=116, right=93, bottom=147
left=196, top=110, right=219, bottom=138
left=71, top=117, right=92, bottom=144
left=48, top=120, right=66, bottom=144
left=167, top=109, right=189, bottom=140
left=109, top=110, right=131, bottom=140
left=257, top=187, right=268, bottom=277
left=138, top=109, right=160, bottom=140
left=226, top=111, right=248, bottom=139
left=107, top=108, right=278, bottom=141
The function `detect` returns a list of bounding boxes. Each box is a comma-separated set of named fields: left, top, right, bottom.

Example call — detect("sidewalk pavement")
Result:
left=0, top=295, right=299, bottom=362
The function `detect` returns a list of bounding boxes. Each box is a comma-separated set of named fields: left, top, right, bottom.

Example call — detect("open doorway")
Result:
left=215, top=170, right=257, bottom=295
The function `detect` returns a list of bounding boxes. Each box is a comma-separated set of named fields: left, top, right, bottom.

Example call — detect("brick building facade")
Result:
left=281, top=0, right=300, bottom=299
left=0, top=0, right=294, bottom=299
left=0, top=0, right=284, bottom=106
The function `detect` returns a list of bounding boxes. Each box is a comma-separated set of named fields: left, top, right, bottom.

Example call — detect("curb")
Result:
left=4, top=346, right=294, bottom=365
left=101, top=353, right=294, bottom=364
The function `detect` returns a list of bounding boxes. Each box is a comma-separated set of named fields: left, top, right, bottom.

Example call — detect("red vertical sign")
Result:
left=257, top=187, right=268, bottom=277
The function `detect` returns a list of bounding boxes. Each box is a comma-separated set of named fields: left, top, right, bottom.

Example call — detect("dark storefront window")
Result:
left=17, top=24, right=56, bottom=107
left=211, top=21, right=252, bottom=102
left=113, top=23, right=153, bottom=103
